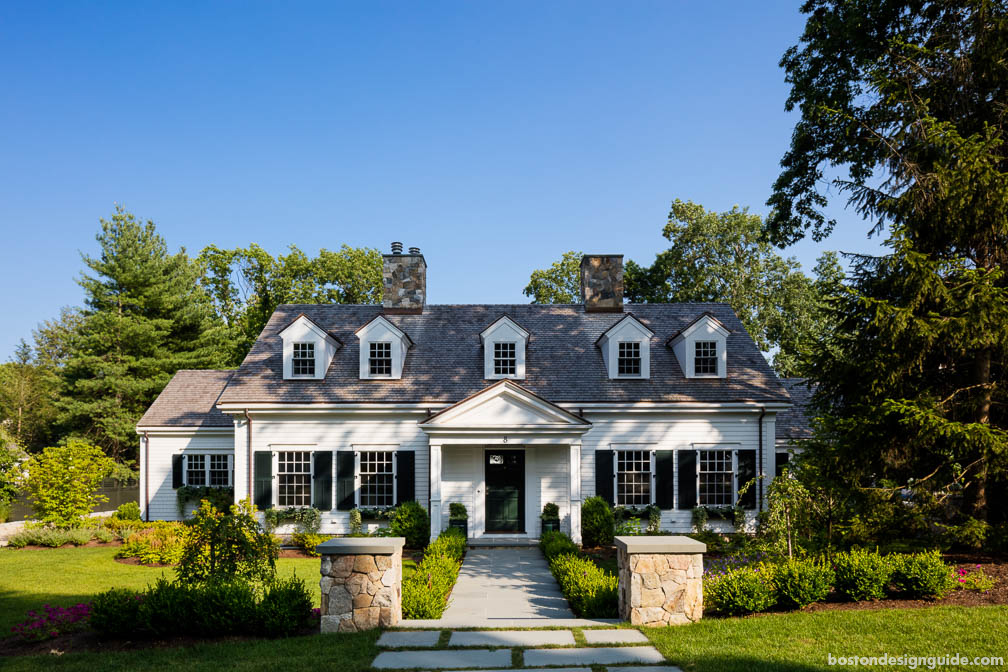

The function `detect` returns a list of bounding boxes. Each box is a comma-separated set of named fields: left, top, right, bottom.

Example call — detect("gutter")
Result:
left=244, top=410, right=252, bottom=500
left=143, top=431, right=150, bottom=522
left=757, top=407, right=766, bottom=510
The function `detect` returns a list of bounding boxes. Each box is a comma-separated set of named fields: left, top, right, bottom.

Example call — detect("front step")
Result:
left=466, top=536, right=539, bottom=548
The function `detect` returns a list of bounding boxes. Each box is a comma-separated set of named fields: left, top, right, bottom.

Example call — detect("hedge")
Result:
left=402, top=528, right=465, bottom=619
left=539, top=531, right=618, bottom=618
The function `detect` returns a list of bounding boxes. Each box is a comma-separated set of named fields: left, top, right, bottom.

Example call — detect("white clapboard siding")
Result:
left=142, top=432, right=235, bottom=522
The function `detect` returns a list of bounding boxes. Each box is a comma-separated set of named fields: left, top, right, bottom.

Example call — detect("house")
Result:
left=136, top=246, right=793, bottom=542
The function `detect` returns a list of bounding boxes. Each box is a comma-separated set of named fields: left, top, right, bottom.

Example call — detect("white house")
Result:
left=136, top=247, right=794, bottom=543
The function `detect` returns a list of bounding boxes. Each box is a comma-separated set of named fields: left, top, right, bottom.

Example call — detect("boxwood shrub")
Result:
left=402, top=528, right=466, bottom=619
left=390, top=501, right=431, bottom=549
left=704, top=566, right=776, bottom=615
left=258, top=575, right=315, bottom=636
left=833, top=548, right=892, bottom=601
left=581, top=496, right=615, bottom=547
left=540, top=530, right=578, bottom=560
left=772, top=558, right=834, bottom=609
left=548, top=552, right=618, bottom=617
left=889, top=549, right=953, bottom=599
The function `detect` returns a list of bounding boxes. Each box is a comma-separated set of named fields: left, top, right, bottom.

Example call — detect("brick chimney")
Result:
left=382, top=242, right=426, bottom=313
left=580, top=254, right=624, bottom=312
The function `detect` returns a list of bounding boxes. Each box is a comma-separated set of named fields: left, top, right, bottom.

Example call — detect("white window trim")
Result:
left=182, top=453, right=234, bottom=487
left=597, top=316, right=653, bottom=380
left=367, top=341, right=394, bottom=378
left=611, top=444, right=656, bottom=507
left=291, top=341, right=317, bottom=378
left=692, top=443, right=743, bottom=508
left=271, top=446, right=315, bottom=509
left=616, top=341, right=643, bottom=378
left=352, top=445, right=399, bottom=508
left=693, top=340, right=720, bottom=378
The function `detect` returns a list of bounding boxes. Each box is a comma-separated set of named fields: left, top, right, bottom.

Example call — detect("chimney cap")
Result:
left=391, top=241, right=403, bottom=254
left=408, top=246, right=420, bottom=255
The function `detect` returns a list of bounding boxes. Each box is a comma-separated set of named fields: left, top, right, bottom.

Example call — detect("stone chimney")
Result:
left=382, top=242, right=426, bottom=313
left=580, top=254, right=624, bottom=312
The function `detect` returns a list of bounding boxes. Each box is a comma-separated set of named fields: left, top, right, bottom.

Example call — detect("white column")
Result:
left=569, top=442, right=582, bottom=544
left=429, top=442, right=442, bottom=540
left=233, top=416, right=249, bottom=503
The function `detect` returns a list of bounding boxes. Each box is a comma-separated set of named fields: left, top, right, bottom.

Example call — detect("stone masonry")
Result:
left=580, top=254, right=624, bottom=312
left=382, top=247, right=426, bottom=313
left=318, top=537, right=404, bottom=632
left=615, top=535, right=705, bottom=626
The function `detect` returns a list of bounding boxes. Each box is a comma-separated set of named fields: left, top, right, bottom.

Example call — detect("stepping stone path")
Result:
left=372, top=628, right=680, bottom=671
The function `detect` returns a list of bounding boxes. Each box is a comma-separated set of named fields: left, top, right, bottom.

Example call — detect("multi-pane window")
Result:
left=616, top=450, right=651, bottom=506
left=278, top=451, right=311, bottom=507
left=369, top=342, right=392, bottom=375
left=695, top=341, right=717, bottom=375
left=699, top=450, right=733, bottom=507
left=359, top=451, right=394, bottom=507
left=292, top=342, right=315, bottom=376
left=493, top=342, right=516, bottom=376
left=186, top=455, right=206, bottom=486
left=209, top=455, right=230, bottom=487
left=617, top=342, right=641, bottom=376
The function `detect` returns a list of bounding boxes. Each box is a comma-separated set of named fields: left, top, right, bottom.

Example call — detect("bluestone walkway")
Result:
left=400, top=547, right=619, bottom=628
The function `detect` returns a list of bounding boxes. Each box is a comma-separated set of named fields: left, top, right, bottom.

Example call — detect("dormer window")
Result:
left=695, top=341, right=718, bottom=375
left=292, top=342, right=316, bottom=376
left=617, top=342, right=641, bottom=376
left=480, top=316, right=529, bottom=380
left=494, top=342, right=517, bottom=376
left=369, top=342, right=393, bottom=376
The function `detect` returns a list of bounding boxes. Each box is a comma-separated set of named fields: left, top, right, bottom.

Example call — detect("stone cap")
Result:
left=614, top=535, right=706, bottom=554
left=316, top=537, right=406, bottom=555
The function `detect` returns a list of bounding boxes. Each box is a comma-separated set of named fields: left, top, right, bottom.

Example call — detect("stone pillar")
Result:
left=318, top=537, right=404, bottom=633
left=615, top=535, right=705, bottom=626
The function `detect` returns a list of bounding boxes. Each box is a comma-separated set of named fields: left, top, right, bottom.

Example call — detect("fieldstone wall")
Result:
left=382, top=251, right=426, bottom=312
left=579, top=254, right=624, bottom=312
left=318, top=538, right=404, bottom=633
left=615, top=536, right=705, bottom=626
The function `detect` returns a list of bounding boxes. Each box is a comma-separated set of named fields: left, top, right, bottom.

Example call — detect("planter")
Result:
left=449, top=519, right=468, bottom=537
left=541, top=518, right=560, bottom=533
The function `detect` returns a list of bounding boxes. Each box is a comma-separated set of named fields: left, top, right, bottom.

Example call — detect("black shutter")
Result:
left=677, top=450, right=697, bottom=510
left=595, top=449, right=614, bottom=506
left=172, top=455, right=184, bottom=489
left=253, top=452, right=272, bottom=510
left=312, top=451, right=333, bottom=510
left=396, top=451, right=415, bottom=504
left=655, top=451, right=675, bottom=510
left=336, top=451, right=356, bottom=511
left=737, top=449, right=757, bottom=510
left=775, top=451, right=790, bottom=477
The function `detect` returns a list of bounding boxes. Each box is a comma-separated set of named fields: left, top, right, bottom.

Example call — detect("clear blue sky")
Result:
left=0, top=1, right=886, bottom=358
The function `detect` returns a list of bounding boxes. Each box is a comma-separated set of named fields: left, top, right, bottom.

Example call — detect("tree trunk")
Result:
left=973, top=347, right=992, bottom=521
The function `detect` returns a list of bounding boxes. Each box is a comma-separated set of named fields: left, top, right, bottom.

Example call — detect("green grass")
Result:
left=644, top=605, right=1008, bottom=672
left=0, top=546, right=321, bottom=633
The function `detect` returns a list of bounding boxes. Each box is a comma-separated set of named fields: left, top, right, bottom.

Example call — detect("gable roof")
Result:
left=665, top=311, right=730, bottom=345
left=594, top=312, right=654, bottom=345
left=776, top=377, right=814, bottom=440
left=138, top=370, right=235, bottom=428
left=279, top=313, right=343, bottom=346
left=421, top=380, right=591, bottom=427
left=217, top=303, right=789, bottom=405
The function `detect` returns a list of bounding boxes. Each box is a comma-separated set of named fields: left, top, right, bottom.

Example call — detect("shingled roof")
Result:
left=137, top=370, right=235, bottom=428
left=216, top=303, right=790, bottom=405
left=776, top=377, right=814, bottom=440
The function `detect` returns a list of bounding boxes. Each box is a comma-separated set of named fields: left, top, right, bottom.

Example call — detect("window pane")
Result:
left=360, top=451, right=394, bottom=507
left=369, top=342, right=392, bottom=375
left=209, top=454, right=230, bottom=487
left=617, top=342, right=641, bottom=376
left=493, top=342, right=516, bottom=375
left=699, top=449, right=733, bottom=506
left=695, top=341, right=717, bottom=375
left=186, top=454, right=206, bottom=486
left=293, top=342, right=316, bottom=376
left=278, top=451, right=311, bottom=507
left=616, top=449, right=650, bottom=506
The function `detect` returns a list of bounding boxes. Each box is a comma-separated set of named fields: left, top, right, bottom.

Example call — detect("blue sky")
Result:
left=0, top=2, right=886, bottom=358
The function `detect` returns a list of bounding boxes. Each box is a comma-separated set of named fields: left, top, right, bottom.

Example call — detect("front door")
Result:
left=485, top=449, right=524, bottom=533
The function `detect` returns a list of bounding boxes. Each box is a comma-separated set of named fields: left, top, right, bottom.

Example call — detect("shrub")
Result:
left=11, top=603, right=92, bottom=641
left=540, top=530, right=578, bottom=560
left=0, top=499, right=12, bottom=524
left=140, top=577, right=197, bottom=636
left=176, top=499, right=278, bottom=586
left=18, top=439, right=114, bottom=528
left=390, top=500, right=430, bottom=549
left=832, top=548, right=892, bottom=601
left=426, top=527, right=466, bottom=561
left=549, top=552, right=619, bottom=617
left=117, top=523, right=185, bottom=564
left=292, top=532, right=330, bottom=557
left=581, top=496, right=614, bottom=547
left=7, top=526, right=76, bottom=548
left=113, top=501, right=141, bottom=520
left=889, top=550, right=953, bottom=599
left=402, top=552, right=462, bottom=619
left=541, top=502, right=560, bottom=519
left=93, top=527, right=116, bottom=543
left=100, top=516, right=142, bottom=540
left=262, top=506, right=321, bottom=534
left=449, top=502, right=468, bottom=520
left=192, top=579, right=258, bottom=636
left=66, top=527, right=96, bottom=546
left=616, top=517, right=643, bottom=536
left=91, top=588, right=143, bottom=637
left=349, top=508, right=363, bottom=535
left=772, top=558, right=834, bottom=608
left=258, top=575, right=314, bottom=637
left=705, top=566, right=777, bottom=615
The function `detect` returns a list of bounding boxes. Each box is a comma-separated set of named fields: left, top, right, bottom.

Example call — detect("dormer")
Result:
left=480, top=316, right=530, bottom=380
left=355, top=315, right=412, bottom=380
left=279, top=314, right=342, bottom=380
left=596, top=314, right=654, bottom=379
left=667, top=312, right=730, bottom=378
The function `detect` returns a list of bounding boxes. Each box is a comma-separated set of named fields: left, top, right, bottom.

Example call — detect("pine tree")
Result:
left=59, top=207, right=226, bottom=461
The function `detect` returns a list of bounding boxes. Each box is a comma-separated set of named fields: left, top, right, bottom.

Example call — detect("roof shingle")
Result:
left=776, top=377, right=814, bottom=440
left=137, top=370, right=235, bottom=428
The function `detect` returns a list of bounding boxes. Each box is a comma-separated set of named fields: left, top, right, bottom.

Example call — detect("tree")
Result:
left=58, top=207, right=226, bottom=461
left=624, top=200, right=837, bottom=375
left=176, top=499, right=278, bottom=586
left=197, top=243, right=382, bottom=365
left=0, top=426, right=26, bottom=506
left=0, top=341, right=57, bottom=451
left=523, top=250, right=582, bottom=304
left=768, top=0, right=1008, bottom=521
left=19, top=439, right=114, bottom=528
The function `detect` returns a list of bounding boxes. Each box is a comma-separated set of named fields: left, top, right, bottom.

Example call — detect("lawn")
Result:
left=645, top=605, right=1008, bottom=672
left=0, top=546, right=321, bottom=633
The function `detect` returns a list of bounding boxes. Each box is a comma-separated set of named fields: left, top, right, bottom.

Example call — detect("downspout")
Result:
left=244, top=410, right=253, bottom=502
left=143, top=431, right=150, bottom=522
left=757, top=407, right=766, bottom=511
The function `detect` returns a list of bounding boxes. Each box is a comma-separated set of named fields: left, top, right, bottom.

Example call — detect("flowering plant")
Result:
left=955, top=564, right=995, bottom=592
left=11, top=603, right=91, bottom=641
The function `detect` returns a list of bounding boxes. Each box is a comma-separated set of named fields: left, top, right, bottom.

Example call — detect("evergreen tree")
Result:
left=59, top=207, right=225, bottom=461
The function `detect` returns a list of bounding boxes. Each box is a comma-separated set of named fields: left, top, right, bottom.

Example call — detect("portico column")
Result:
left=569, top=442, right=582, bottom=544
left=429, top=441, right=443, bottom=540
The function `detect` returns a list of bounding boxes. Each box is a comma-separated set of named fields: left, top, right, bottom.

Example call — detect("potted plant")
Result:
left=541, top=502, right=560, bottom=533
left=449, top=502, right=468, bottom=537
